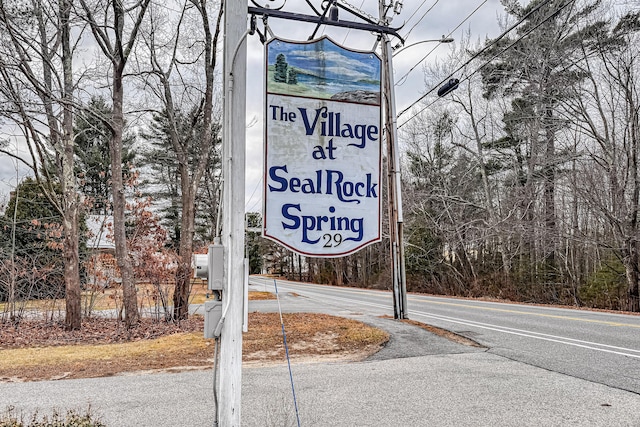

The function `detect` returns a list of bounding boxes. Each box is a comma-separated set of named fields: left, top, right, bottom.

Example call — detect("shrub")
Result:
left=580, top=258, right=627, bottom=310
left=0, top=407, right=105, bottom=427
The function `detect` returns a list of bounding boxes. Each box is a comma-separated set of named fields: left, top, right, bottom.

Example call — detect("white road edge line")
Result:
left=250, top=279, right=640, bottom=359
left=411, top=311, right=640, bottom=359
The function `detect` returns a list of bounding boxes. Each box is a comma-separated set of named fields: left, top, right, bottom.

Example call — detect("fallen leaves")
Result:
left=0, top=313, right=389, bottom=382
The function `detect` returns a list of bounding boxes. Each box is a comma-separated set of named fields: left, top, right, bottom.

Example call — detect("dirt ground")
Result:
left=0, top=285, right=483, bottom=383
left=0, top=312, right=389, bottom=383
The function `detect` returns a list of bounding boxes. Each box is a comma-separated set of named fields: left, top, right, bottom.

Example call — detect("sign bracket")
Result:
left=248, top=6, right=405, bottom=44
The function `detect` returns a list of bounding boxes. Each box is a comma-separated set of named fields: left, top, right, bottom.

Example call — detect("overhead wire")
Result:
left=341, top=0, right=366, bottom=44
left=400, top=0, right=441, bottom=42
left=246, top=198, right=262, bottom=214
left=401, top=0, right=431, bottom=27
left=244, top=175, right=263, bottom=212
left=397, top=0, right=566, bottom=129
left=395, top=0, right=488, bottom=86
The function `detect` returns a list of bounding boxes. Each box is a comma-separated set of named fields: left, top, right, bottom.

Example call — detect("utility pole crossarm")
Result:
left=248, top=6, right=404, bottom=42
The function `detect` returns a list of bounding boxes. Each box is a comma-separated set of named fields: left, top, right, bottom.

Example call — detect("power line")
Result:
left=402, top=0, right=431, bottom=26
left=246, top=197, right=262, bottom=214
left=246, top=189, right=263, bottom=213
left=400, top=0, right=441, bottom=42
left=244, top=175, right=263, bottom=212
left=397, top=0, right=567, bottom=129
left=342, top=0, right=366, bottom=44
left=395, top=0, right=488, bottom=86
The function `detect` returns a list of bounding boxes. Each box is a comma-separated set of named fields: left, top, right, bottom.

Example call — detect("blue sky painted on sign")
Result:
left=267, top=37, right=380, bottom=85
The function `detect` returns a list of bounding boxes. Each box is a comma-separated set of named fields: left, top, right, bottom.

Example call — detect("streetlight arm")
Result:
left=392, top=36, right=454, bottom=57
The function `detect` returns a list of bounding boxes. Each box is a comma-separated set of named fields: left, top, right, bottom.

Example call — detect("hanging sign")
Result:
left=263, top=36, right=382, bottom=257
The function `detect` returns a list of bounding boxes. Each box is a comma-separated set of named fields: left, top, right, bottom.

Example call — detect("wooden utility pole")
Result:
left=380, top=0, right=408, bottom=319
left=219, top=0, right=247, bottom=424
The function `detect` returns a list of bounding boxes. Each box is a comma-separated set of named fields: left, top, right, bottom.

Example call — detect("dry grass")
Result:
left=0, top=283, right=272, bottom=314
left=188, top=289, right=275, bottom=304
left=0, top=333, right=213, bottom=382
left=0, top=282, right=212, bottom=313
left=248, top=291, right=276, bottom=301
left=395, top=317, right=484, bottom=348
left=0, top=312, right=388, bottom=382
left=0, top=298, right=65, bottom=312
left=243, top=312, right=388, bottom=363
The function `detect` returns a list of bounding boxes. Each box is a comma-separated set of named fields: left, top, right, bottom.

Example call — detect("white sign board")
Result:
left=263, top=37, right=382, bottom=257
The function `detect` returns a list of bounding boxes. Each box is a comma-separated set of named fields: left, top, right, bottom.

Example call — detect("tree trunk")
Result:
left=627, top=94, right=640, bottom=312
left=112, top=60, right=139, bottom=328
left=173, top=262, right=191, bottom=320
left=60, top=0, right=81, bottom=330
left=543, top=104, right=557, bottom=270
left=173, top=181, right=195, bottom=321
left=624, top=239, right=640, bottom=312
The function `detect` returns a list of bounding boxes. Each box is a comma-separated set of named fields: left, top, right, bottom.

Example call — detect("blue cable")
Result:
left=274, top=279, right=301, bottom=427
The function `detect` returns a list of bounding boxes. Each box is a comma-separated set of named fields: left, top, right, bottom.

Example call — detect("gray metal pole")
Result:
left=219, top=0, right=247, bottom=425
left=380, top=0, right=407, bottom=319
left=386, top=37, right=408, bottom=319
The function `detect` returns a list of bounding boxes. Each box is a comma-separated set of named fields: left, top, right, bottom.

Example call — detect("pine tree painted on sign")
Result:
left=274, top=53, right=288, bottom=82
left=287, top=67, right=298, bottom=85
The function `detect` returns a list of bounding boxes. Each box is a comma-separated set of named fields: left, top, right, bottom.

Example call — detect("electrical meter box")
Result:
left=207, top=245, right=224, bottom=291
left=204, top=300, right=223, bottom=339
left=192, top=245, right=224, bottom=291
left=193, top=254, right=208, bottom=280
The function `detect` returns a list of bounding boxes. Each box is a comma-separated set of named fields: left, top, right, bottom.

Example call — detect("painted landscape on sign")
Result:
left=266, top=37, right=381, bottom=105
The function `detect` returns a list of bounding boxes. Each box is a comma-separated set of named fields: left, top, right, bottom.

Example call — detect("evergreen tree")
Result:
left=139, top=110, right=182, bottom=248
left=0, top=178, right=65, bottom=301
left=74, top=96, right=136, bottom=214
left=478, top=0, right=603, bottom=285
left=274, top=53, right=288, bottom=83
left=139, top=108, right=221, bottom=249
left=287, top=67, right=298, bottom=85
left=245, top=212, right=263, bottom=274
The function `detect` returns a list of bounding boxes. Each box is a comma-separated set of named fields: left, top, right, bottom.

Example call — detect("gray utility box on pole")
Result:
left=193, top=245, right=224, bottom=291
left=204, top=300, right=223, bottom=338
left=207, top=245, right=224, bottom=291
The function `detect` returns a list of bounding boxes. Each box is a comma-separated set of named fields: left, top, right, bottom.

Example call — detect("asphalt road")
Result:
left=250, top=276, right=640, bottom=394
left=1, top=277, right=639, bottom=426
left=3, top=350, right=640, bottom=426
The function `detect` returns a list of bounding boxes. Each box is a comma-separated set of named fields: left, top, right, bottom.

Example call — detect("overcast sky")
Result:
left=0, top=124, right=33, bottom=210
left=243, top=0, right=508, bottom=212
left=0, top=0, right=510, bottom=212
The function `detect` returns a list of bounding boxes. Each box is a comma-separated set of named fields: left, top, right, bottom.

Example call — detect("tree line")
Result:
left=251, top=1, right=640, bottom=313
left=0, top=0, right=638, bottom=334
left=0, top=0, right=223, bottom=329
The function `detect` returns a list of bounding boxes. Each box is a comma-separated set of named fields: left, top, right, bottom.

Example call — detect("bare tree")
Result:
left=137, top=0, right=223, bottom=320
left=562, top=11, right=640, bottom=310
left=478, top=0, right=608, bottom=291
left=0, top=0, right=81, bottom=329
left=78, top=0, right=152, bottom=327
